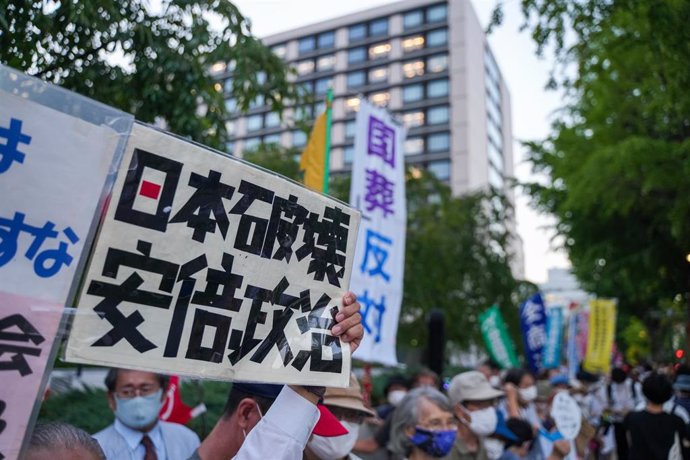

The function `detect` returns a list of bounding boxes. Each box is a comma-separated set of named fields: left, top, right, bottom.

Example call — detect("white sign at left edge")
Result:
left=0, top=90, right=125, bottom=460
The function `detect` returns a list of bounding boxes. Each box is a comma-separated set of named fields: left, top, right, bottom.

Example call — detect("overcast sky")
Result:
left=230, top=0, right=571, bottom=283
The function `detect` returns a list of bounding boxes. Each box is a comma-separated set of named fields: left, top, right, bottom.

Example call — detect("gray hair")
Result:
left=389, top=386, right=454, bottom=457
left=27, top=421, right=105, bottom=460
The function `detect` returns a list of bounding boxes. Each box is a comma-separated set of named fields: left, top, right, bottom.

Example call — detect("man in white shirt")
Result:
left=94, top=368, right=200, bottom=460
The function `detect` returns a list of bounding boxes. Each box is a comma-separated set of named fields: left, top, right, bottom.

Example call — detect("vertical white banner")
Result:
left=349, top=101, right=406, bottom=366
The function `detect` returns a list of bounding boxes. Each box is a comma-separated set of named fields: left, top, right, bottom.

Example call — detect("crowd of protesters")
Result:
left=27, top=357, right=690, bottom=460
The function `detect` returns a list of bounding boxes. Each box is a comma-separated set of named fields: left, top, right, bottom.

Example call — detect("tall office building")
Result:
left=212, top=0, right=524, bottom=277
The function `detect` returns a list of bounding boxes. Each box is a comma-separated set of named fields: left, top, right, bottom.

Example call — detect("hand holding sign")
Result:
left=332, top=292, right=363, bottom=353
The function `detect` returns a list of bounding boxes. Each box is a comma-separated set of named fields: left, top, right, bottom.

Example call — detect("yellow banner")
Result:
left=583, top=299, right=617, bottom=373
left=299, top=112, right=327, bottom=192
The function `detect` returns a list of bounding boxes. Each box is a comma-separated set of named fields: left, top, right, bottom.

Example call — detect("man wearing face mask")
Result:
left=94, top=368, right=200, bottom=460
left=305, top=373, right=376, bottom=460
left=446, top=371, right=505, bottom=460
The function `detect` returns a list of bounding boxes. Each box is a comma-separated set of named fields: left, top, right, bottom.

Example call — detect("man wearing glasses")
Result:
left=94, top=368, right=200, bottom=460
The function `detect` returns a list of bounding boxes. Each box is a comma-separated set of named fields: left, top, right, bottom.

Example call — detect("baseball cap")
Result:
left=232, top=382, right=283, bottom=399
left=323, top=373, right=376, bottom=418
left=313, top=404, right=349, bottom=437
left=448, top=371, right=504, bottom=404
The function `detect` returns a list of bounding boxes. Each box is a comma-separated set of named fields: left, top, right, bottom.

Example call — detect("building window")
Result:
left=345, top=120, right=356, bottom=139
left=271, top=44, right=287, bottom=59
left=292, top=130, right=307, bottom=148
left=370, top=91, right=390, bottom=107
left=370, top=18, right=389, bottom=36
left=348, top=47, right=367, bottom=64
left=264, top=112, right=281, bottom=128
left=317, top=31, right=335, bottom=49
left=427, top=4, right=448, bottom=23
left=405, top=137, right=424, bottom=155
left=427, top=54, right=448, bottom=73
left=368, top=42, right=391, bottom=60
left=403, top=10, right=424, bottom=29
left=225, top=120, right=236, bottom=137
left=244, top=137, right=261, bottom=151
left=347, top=71, right=366, bottom=89
left=317, top=54, right=336, bottom=72
left=226, top=141, right=235, bottom=155
left=427, top=106, right=449, bottom=124
left=488, top=141, right=504, bottom=170
left=427, top=79, right=449, bottom=98
left=402, top=35, right=425, bottom=53
left=263, top=133, right=281, bottom=145
left=315, top=77, right=332, bottom=95
left=223, top=78, right=233, bottom=93
left=345, top=97, right=361, bottom=113
left=427, top=28, right=448, bottom=47
left=344, top=145, right=355, bottom=164
left=368, top=66, right=389, bottom=84
left=349, top=23, right=367, bottom=42
left=225, top=98, right=237, bottom=113
left=403, top=84, right=424, bottom=102
left=298, top=36, right=316, bottom=54
left=402, top=110, right=425, bottom=128
left=427, top=132, right=450, bottom=152
left=488, top=163, right=504, bottom=189
left=249, top=94, right=265, bottom=110
left=428, top=160, right=450, bottom=180
left=403, top=59, right=425, bottom=79
left=295, top=60, right=315, bottom=76
left=246, top=114, right=263, bottom=132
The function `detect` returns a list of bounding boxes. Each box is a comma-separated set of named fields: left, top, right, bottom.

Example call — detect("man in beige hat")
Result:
left=304, top=373, right=376, bottom=460
left=446, top=371, right=505, bottom=460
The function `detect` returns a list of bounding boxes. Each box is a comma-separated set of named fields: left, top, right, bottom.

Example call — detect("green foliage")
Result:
left=242, top=143, right=303, bottom=182
left=0, top=0, right=299, bottom=150
left=401, top=171, right=532, bottom=351
left=493, top=0, right=690, bottom=355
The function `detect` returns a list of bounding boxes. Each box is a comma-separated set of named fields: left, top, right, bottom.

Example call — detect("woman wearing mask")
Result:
left=446, top=371, right=505, bottom=460
left=390, top=387, right=458, bottom=460
left=305, top=373, right=377, bottom=460
left=500, top=369, right=540, bottom=429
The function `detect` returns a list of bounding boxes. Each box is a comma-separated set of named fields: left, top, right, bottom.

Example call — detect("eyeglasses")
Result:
left=418, top=416, right=459, bottom=431
left=115, top=384, right=159, bottom=399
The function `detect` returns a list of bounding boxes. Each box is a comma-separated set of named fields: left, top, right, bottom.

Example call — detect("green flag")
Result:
left=480, top=305, right=519, bottom=369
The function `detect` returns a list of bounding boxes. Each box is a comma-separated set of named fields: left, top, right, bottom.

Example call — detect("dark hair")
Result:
left=384, top=375, right=410, bottom=395
left=642, top=372, right=673, bottom=405
left=611, top=367, right=627, bottom=384
left=104, top=368, right=169, bottom=393
left=28, top=422, right=105, bottom=459
left=505, top=418, right=534, bottom=449
left=412, top=368, right=439, bottom=387
left=503, top=368, right=529, bottom=387
left=482, top=359, right=501, bottom=371
left=222, top=386, right=274, bottom=419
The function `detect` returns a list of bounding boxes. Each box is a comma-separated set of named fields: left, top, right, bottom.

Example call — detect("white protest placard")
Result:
left=0, top=85, right=127, bottom=459
left=349, top=101, right=407, bottom=366
left=65, top=124, right=360, bottom=387
left=551, top=391, right=582, bottom=440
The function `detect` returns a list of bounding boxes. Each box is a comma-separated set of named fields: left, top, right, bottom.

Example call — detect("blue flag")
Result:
left=542, top=307, right=564, bottom=369
left=520, top=293, right=547, bottom=373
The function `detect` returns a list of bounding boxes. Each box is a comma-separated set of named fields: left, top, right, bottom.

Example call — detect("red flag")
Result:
left=159, top=376, right=193, bottom=425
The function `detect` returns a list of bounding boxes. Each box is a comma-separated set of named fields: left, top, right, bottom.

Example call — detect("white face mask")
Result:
left=308, top=421, right=360, bottom=459
left=519, top=385, right=538, bottom=402
left=467, top=407, right=498, bottom=437
left=388, top=390, right=407, bottom=407
left=489, top=376, right=502, bottom=388
left=242, top=402, right=264, bottom=439
left=484, top=437, right=505, bottom=460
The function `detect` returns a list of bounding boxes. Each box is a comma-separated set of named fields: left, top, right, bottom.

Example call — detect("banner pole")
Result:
left=323, top=88, right=333, bottom=194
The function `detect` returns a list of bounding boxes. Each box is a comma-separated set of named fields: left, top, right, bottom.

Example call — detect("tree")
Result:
left=401, top=171, right=533, bottom=352
left=1, top=0, right=300, bottom=150
left=492, top=0, right=690, bottom=357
